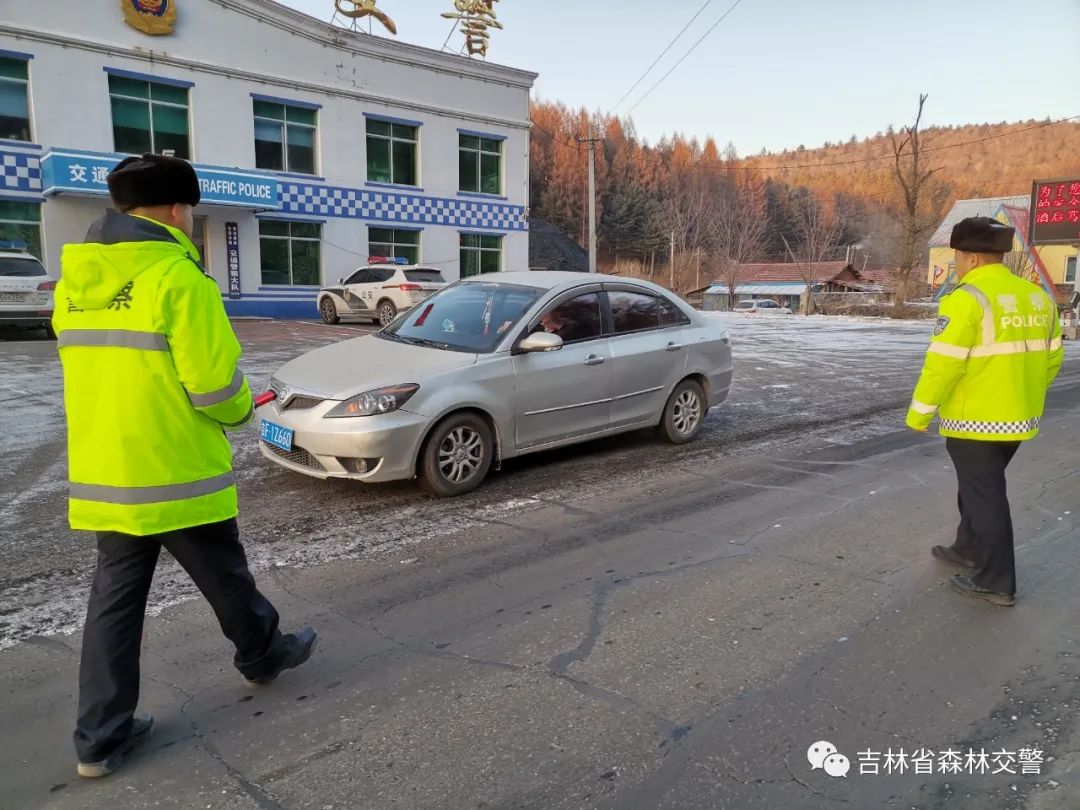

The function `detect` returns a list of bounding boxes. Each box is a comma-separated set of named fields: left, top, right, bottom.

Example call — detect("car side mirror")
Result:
left=518, top=332, right=564, bottom=353
left=337, top=277, right=344, bottom=285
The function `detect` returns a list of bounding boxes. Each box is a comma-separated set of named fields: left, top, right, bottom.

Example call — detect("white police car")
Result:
left=0, top=243, right=56, bottom=338
left=317, top=257, right=448, bottom=328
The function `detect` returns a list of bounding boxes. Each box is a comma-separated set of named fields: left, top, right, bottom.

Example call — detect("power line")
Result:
left=530, top=116, right=581, bottom=151
left=609, top=0, right=716, bottom=114
left=625, top=0, right=746, bottom=117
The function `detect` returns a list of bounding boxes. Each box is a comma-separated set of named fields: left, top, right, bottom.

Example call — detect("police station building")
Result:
left=0, top=0, right=535, bottom=316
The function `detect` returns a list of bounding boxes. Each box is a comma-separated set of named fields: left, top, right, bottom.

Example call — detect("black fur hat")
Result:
left=107, top=153, right=201, bottom=211
left=950, top=216, right=1014, bottom=253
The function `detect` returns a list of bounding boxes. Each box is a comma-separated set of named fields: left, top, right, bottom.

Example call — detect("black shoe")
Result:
left=950, top=576, right=1016, bottom=607
left=77, top=714, right=154, bottom=778
left=932, top=545, right=976, bottom=570
left=244, top=627, right=317, bottom=686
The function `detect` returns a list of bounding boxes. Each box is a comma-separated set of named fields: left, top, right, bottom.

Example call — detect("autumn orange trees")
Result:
left=528, top=99, right=1080, bottom=290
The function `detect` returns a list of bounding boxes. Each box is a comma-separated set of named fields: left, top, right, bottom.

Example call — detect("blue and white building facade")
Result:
left=0, top=0, right=536, bottom=316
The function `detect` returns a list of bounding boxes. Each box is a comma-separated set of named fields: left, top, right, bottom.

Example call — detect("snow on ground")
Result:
left=1, top=316, right=1076, bottom=648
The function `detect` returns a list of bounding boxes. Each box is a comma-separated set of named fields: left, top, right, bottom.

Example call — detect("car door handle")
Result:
left=665, top=342, right=684, bottom=352
left=584, top=354, right=606, bottom=366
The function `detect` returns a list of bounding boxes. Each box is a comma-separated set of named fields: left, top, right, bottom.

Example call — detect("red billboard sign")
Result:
left=1029, top=179, right=1080, bottom=245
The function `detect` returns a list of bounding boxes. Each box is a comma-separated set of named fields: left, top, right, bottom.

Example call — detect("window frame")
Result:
left=0, top=53, right=33, bottom=143
left=602, top=284, right=692, bottom=337
left=1066, top=256, right=1077, bottom=285
left=252, top=96, right=318, bottom=176
left=459, top=232, right=503, bottom=278
left=107, top=72, right=191, bottom=158
left=365, top=115, right=420, bottom=188
left=368, top=227, right=420, bottom=265
left=516, top=284, right=608, bottom=351
left=0, top=200, right=42, bottom=259
left=258, top=219, right=322, bottom=287
left=458, top=133, right=503, bottom=196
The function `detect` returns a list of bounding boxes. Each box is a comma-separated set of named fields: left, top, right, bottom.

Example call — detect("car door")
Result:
left=339, top=268, right=375, bottom=316
left=512, top=289, right=613, bottom=450
left=605, top=286, right=691, bottom=429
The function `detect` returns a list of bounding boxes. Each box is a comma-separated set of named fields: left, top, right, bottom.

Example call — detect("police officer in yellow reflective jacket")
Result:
left=55, top=155, right=317, bottom=779
left=907, top=216, right=1064, bottom=607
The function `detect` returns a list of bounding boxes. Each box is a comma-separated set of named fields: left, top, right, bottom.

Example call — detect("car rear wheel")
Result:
left=420, top=413, right=493, bottom=497
left=658, top=379, right=707, bottom=444
left=377, top=300, right=398, bottom=328
left=43, top=322, right=56, bottom=340
left=319, top=297, right=340, bottom=325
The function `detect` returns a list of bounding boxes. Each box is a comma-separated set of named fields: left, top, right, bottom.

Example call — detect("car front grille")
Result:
left=262, top=442, right=325, bottom=471
left=282, top=395, right=324, bottom=411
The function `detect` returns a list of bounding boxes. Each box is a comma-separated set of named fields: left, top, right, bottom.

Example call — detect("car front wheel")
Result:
left=420, top=413, right=494, bottom=497
left=658, top=379, right=707, bottom=444
left=320, top=298, right=340, bottom=325
left=377, top=300, right=398, bottom=328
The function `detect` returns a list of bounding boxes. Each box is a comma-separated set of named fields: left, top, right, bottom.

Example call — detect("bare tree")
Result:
left=712, top=178, right=769, bottom=308
left=1004, top=248, right=1034, bottom=281
left=786, top=193, right=843, bottom=315
left=890, top=94, right=950, bottom=310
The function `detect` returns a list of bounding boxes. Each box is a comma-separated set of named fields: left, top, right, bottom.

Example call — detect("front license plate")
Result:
left=0, top=293, right=27, bottom=303
left=260, top=420, right=294, bottom=452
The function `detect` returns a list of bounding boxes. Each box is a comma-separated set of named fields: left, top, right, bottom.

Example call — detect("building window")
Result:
left=259, top=220, right=321, bottom=286
left=1067, top=256, right=1077, bottom=285
left=108, top=74, right=190, bottom=158
left=0, top=57, right=31, bottom=142
left=0, top=200, right=41, bottom=258
left=368, top=227, right=419, bottom=264
left=366, top=118, right=418, bottom=186
left=253, top=100, right=316, bottom=175
left=459, top=134, right=501, bottom=195
left=460, top=233, right=501, bottom=277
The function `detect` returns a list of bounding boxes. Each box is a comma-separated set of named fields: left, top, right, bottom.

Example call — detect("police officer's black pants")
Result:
left=74, top=518, right=284, bottom=763
left=946, top=437, right=1021, bottom=596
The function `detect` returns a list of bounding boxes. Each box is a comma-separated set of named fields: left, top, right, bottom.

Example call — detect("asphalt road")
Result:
left=1, top=316, right=1078, bottom=809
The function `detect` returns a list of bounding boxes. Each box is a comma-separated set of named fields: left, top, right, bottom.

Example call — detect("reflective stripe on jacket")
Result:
left=53, top=212, right=254, bottom=535
left=906, top=263, right=1064, bottom=441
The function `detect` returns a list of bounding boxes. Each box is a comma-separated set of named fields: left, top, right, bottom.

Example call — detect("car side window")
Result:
left=610, top=290, right=684, bottom=333
left=346, top=269, right=373, bottom=285
left=537, top=293, right=602, bottom=344
left=369, top=268, right=395, bottom=283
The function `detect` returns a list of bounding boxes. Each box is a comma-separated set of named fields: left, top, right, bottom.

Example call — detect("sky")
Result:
left=279, top=0, right=1078, bottom=155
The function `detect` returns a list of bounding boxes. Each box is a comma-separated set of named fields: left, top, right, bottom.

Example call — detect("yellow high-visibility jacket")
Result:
left=53, top=212, right=253, bottom=535
left=907, top=263, right=1064, bottom=441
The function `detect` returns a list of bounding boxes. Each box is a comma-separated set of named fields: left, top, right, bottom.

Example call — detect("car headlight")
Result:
left=324, top=384, right=419, bottom=418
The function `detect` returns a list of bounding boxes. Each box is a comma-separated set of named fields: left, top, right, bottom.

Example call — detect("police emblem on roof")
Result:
left=121, top=0, right=177, bottom=36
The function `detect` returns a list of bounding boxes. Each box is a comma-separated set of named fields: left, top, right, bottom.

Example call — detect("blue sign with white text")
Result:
left=40, top=150, right=280, bottom=210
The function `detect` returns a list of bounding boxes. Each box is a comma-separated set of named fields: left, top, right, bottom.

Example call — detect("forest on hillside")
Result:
left=529, top=99, right=1080, bottom=295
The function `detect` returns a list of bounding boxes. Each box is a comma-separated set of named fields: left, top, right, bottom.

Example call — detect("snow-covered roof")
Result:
left=928, top=196, right=1028, bottom=248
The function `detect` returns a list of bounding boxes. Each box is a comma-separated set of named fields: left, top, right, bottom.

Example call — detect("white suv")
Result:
left=318, top=258, right=448, bottom=327
left=0, top=248, right=56, bottom=338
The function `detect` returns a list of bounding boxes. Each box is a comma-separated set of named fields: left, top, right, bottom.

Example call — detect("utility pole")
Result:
left=577, top=128, right=602, bottom=273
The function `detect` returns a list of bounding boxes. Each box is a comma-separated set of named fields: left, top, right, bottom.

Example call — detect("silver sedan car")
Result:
left=257, top=272, right=734, bottom=496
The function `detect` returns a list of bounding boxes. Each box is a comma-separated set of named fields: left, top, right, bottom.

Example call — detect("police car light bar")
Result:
left=0, top=240, right=28, bottom=251
left=368, top=256, right=410, bottom=265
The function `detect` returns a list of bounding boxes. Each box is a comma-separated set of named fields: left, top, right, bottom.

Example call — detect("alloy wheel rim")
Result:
left=438, top=427, right=484, bottom=484
left=672, top=390, right=702, bottom=435
left=379, top=304, right=395, bottom=325
left=321, top=301, right=335, bottom=321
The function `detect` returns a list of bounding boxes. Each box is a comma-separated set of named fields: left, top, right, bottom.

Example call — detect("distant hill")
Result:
left=740, top=119, right=1079, bottom=205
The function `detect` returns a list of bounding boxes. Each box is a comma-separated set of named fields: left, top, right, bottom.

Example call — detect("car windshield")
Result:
left=379, top=281, right=544, bottom=353
left=404, top=269, right=447, bottom=284
left=0, top=257, right=45, bottom=277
